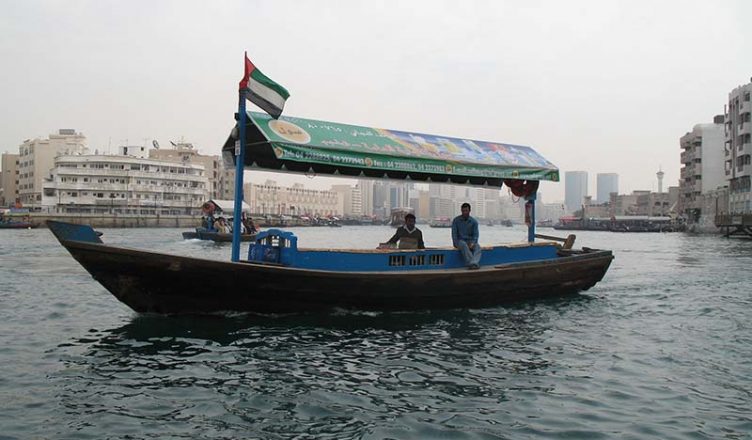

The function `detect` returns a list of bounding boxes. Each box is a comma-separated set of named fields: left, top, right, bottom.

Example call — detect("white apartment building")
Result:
left=244, top=180, right=342, bottom=217
left=564, top=171, right=588, bottom=215
left=149, top=141, right=235, bottom=200
left=42, top=154, right=209, bottom=214
left=17, top=129, right=88, bottom=207
left=596, top=173, right=619, bottom=204
left=725, top=80, right=752, bottom=213
left=679, top=116, right=726, bottom=220
left=1, top=153, right=19, bottom=207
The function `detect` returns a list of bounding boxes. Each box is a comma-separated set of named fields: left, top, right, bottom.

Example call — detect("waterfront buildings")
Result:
left=148, top=141, right=236, bottom=200
left=596, top=173, right=618, bottom=204
left=1, top=153, right=19, bottom=207
left=725, top=80, right=752, bottom=213
left=41, top=151, right=209, bottom=214
left=244, top=180, right=342, bottom=217
left=679, top=116, right=726, bottom=222
left=583, top=187, right=678, bottom=218
left=17, top=129, right=88, bottom=207
left=564, top=171, right=588, bottom=215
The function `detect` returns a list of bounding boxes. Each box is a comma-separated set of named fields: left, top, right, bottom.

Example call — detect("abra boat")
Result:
left=429, top=217, right=452, bottom=228
left=182, top=230, right=256, bottom=242
left=48, top=56, right=613, bottom=314
left=48, top=111, right=613, bottom=314
left=0, top=221, right=37, bottom=229
left=182, top=199, right=256, bottom=242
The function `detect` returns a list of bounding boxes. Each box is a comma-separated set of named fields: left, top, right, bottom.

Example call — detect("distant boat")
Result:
left=500, top=219, right=513, bottom=227
left=553, top=216, right=684, bottom=232
left=390, top=208, right=414, bottom=227
left=536, top=219, right=554, bottom=228
left=0, top=219, right=38, bottom=229
left=182, top=229, right=256, bottom=242
left=429, top=217, right=452, bottom=228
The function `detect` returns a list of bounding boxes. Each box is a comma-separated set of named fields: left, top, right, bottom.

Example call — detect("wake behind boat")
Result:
left=48, top=54, right=614, bottom=315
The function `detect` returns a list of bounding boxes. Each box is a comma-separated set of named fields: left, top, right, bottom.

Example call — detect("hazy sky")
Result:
left=1, top=0, right=750, bottom=202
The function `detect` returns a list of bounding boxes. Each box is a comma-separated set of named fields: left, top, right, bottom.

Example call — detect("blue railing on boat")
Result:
left=247, top=230, right=559, bottom=272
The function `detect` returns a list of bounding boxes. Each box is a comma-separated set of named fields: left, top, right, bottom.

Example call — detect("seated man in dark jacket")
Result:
left=384, top=213, right=425, bottom=249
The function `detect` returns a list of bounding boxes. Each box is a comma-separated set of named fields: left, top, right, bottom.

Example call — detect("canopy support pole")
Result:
left=526, top=193, right=537, bottom=243
left=231, top=91, right=247, bottom=262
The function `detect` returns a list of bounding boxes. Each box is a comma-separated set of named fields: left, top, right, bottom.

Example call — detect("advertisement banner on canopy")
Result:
left=248, top=112, right=559, bottom=181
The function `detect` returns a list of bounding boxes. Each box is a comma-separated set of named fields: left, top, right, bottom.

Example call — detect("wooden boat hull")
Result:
left=51, top=223, right=613, bottom=314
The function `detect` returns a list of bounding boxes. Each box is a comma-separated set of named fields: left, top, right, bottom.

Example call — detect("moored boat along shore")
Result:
left=11, top=212, right=391, bottom=228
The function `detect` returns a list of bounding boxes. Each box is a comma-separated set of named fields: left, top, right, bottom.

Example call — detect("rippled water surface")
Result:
left=1, top=226, right=751, bottom=439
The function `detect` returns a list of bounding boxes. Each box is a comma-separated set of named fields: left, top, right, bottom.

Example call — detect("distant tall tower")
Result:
left=656, top=167, right=665, bottom=194
left=564, top=171, right=588, bottom=214
left=596, top=173, right=619, bottom=204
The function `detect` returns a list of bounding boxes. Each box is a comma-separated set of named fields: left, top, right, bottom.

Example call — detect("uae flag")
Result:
left=239, top=55, right=290, bottom=119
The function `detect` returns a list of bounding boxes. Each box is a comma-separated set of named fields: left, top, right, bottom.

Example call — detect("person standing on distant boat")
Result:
left=241, top=212, right=257, bottom=235
left=384, top=213, right=425, bottom=249
left=452, top=202, right=481, bottom=269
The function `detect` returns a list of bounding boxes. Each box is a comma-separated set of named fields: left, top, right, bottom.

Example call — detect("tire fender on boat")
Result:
left=504, top=179, right=539, bottom=198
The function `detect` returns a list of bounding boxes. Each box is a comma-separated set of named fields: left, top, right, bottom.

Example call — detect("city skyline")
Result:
left=1, top=1, right=751, bottom=202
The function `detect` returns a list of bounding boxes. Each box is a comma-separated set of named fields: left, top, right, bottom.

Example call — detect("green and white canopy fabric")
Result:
left=222, top=112, right=559, bottom=187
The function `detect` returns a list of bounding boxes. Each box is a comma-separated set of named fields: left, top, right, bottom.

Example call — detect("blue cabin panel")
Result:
left=246, top=229, right=559, bottom=271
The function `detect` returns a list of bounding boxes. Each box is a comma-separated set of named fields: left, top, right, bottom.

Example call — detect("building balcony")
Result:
left=129, top=184, right=206, bottom=194
left=680, top=150, right=694, bottom=163
left=739, top=121, right=751, bottom=136
left=59, top=168, right=205, bottom=181
left=741, top=101, right=751, bottom=114
left=59, top=168, right=129, bottom=177
left=680, top=166, right=694, bottom=179
left=55, top=182, right=127, bottom=191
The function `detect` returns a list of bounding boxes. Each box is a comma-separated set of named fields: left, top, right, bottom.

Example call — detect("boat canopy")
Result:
left=222, top=112, right=559, bottom=188
left=207, top=199, right=251, bottom=217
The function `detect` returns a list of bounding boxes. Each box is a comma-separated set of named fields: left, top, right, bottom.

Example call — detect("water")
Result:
left=1, top=226, right=751, bottom=439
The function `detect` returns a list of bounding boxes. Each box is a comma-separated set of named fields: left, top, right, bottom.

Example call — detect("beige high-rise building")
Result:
left=1, top=153, right=20, bottom=207
left=17, top=129, right=88, bottom=207
left=679, top=116, right=726, bottom=220
left=331, top=184, right=361, bottom=216
left=149, top=141, right=235, bottom=201
left=725, top=79, right=752, bottom=213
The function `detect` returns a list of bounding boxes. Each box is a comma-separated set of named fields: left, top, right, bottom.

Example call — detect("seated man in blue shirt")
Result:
left=451, top=202, right=481, bottom=269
